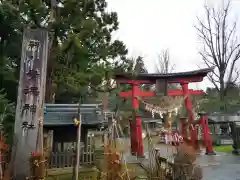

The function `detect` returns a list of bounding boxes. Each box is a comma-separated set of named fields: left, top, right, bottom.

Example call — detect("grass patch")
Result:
left=214, top=145, right=232, bottom=153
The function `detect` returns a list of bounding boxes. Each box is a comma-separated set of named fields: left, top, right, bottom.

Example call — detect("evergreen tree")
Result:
left=0, top=0, right=129, bottom=142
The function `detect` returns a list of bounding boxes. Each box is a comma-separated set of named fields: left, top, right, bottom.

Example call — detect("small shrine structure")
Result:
left=43, top=103, right=105, bottom=152
left=114, top=67, right=215, bottom=157
left=208, top=113, right=240, bottom=155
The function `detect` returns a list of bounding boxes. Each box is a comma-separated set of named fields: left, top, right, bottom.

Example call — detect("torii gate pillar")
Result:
left=181, top=83, right=198, bottom=149
left=121, top=82, right=147, bottom=157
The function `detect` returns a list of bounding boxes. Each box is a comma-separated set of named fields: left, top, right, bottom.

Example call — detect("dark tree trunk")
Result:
left=45, top=34, right=58, bottom=103
left=219, top=74, right=226, bottom=111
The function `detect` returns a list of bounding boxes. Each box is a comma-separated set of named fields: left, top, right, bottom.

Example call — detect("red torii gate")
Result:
left=120, top=88, right=204, bottom=156
left=120, top=89, right=204, bottom=97
left=115, top=67, right=215, bottom=157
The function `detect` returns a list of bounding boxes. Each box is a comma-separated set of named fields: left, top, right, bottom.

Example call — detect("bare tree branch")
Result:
left=197, top=64, right=220, bottom=91
left=195, top=0, right=240, bottom=100
left=155, top=49, right=175, bottom=74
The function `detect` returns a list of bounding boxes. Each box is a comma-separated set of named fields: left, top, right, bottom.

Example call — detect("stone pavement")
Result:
left=202, top=164, right=240, bottom=180
left=123, top=148, right=240, bottom=180
left=200, top=152, right=240, bottom=180
left=150, top=143, right=240, bottom=180
left=117, top=137, right=240, bottom=179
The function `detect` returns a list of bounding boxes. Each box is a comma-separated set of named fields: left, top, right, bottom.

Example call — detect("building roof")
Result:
left=44, top=104, right=105, bottom=126
left=208, top=113, right=240, bottom=124
left=114, top=67, right=214, bottom=81
left=43, top=103, right=164, bottom=126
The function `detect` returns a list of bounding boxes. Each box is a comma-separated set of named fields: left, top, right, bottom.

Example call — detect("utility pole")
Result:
left=74, top=105, right=82, bottom=180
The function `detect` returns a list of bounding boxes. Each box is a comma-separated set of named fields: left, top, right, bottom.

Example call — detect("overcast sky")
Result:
left=106, top=0, right=240, bottom=90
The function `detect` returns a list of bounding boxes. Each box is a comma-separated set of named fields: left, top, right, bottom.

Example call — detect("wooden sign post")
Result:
left=12, top=29, right=48, bottom=180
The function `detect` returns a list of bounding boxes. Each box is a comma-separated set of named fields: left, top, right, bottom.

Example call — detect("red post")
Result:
left=180, top=117, right=188, bottom=138
left=200, top=115, right=215, bottom=155
left=136, top=117, right=144, bottom=157
left=129, top=120, right=136, bottom=154
left=131, top=83, right=137, bottom=155
left=131, top=83, right=144, bottom=156
left=181, top=83, right=198, bottom=149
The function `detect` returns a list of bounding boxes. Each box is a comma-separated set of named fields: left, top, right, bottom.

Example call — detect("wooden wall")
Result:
left=44, top=125, right=91, bottom=152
